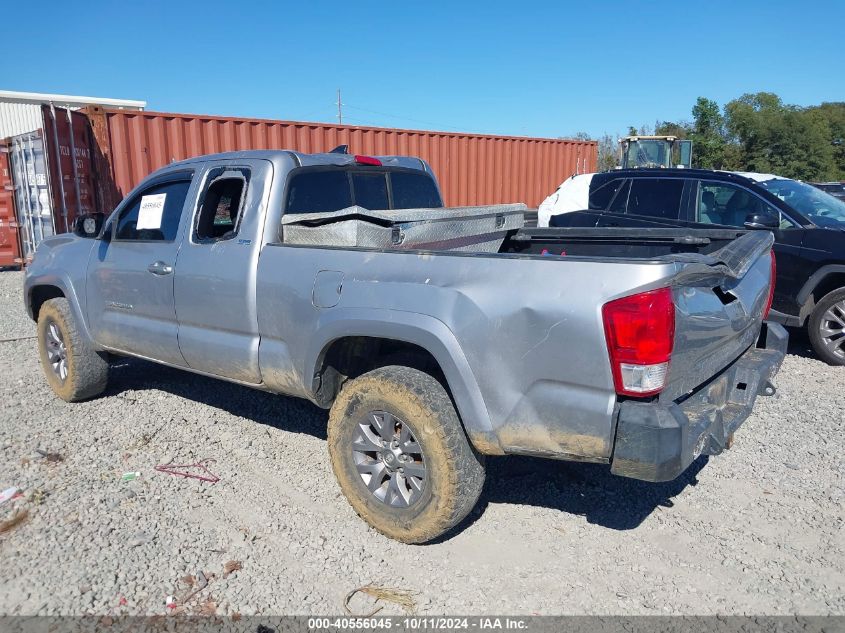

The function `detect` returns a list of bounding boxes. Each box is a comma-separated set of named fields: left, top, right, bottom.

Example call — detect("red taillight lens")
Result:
left=602, top=287, right=675, bottom=397
left=354, top=154, right=382, bottom=166
left=763, top=250, right=776, bottom=320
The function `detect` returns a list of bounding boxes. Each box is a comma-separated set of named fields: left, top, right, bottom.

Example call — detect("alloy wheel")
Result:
left=819, top=299, right=845, bottom=360
left=351, top=410, right=427, bottom=508
left=45, top=320, right=68, bottom=382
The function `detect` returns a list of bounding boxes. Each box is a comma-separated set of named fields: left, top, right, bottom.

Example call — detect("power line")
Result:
left=342, top=103, right=478, bottom=133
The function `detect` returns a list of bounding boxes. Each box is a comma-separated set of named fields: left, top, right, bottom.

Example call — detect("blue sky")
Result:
left=2, top=0, right=842, bottom=139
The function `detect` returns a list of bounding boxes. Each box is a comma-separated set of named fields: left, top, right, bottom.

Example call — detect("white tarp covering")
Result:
left=537, top=173, right=594, bottom=227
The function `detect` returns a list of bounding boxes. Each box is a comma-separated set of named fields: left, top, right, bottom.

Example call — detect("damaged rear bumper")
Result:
left=610, top=322, right=788, bottom=482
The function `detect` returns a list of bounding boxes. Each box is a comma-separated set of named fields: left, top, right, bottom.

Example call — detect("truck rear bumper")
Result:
left=610, top=322, right=788, bottom=482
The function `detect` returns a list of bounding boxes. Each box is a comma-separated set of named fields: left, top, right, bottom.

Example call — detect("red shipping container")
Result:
left=0, top=141, right=23, bottom=268
left=85, top=107, right=597, bottom=210
left=41, top=105, right=99, bottom=233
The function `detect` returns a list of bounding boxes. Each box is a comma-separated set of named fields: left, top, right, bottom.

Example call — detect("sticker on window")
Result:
left=137, top=193, right=167, bottom=230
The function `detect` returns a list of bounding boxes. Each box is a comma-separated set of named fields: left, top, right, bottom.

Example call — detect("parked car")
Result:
left=813, top=182, right=845, bottom=202
left=546, top=168, right=845, bottom=365
left=25, top=151, right=784, bottom=542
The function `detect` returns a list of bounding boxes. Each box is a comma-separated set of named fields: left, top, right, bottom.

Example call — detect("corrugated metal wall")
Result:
left=0, top=102, right=45, bottom=139
left=89, top=108, right=597, bottom=208
left=8, top=131, right=57, bottom=261
left=41, top=105, right=99, bottom=233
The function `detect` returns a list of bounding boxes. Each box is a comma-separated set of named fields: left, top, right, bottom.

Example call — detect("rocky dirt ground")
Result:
left=0, top=270, right=842, bottom=616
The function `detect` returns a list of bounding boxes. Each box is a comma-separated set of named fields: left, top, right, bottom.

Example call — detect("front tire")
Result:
left=328, top=365, right=485, bottom=543
left=808, top=288, right=845, bottom=366
left=37, top=298, right=109, bottom=401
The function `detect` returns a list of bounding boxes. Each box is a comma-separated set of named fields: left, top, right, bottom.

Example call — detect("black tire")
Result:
left=328, top=365, right=485, bottom=543
left=808, top=287, right=845, bottom=366
left=37, top=298, right=109, bottom=401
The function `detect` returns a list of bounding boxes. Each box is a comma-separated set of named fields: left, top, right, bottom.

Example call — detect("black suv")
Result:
left=550, top=168, right=845, bottom=365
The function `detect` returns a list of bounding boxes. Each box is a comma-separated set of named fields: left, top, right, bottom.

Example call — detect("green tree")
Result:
left=810, top=102, right=845, bottom=179
left=725, top=92, right=837, bottom=180
left=654, top=120, right=690, bottom=138
left=690, top=97, right=727, bottom=169
left=625, top=94, right=843, bottom=179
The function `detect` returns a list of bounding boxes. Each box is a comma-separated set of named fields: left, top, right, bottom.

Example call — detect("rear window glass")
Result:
left=286, top=171, right=352, bottom=213
left=626, top=179, right=684, bottom=219
left=390, top=171, right=442, bottom=209
left=352, top=172, right=389, bottom=210
left=285, top=168, right=442, bottom=213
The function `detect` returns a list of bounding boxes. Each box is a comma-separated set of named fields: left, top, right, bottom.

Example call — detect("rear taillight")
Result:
left=763, top=250, right=776, bottom=320
left=602, top=287, right=675, bottom=397
left=354, top=154, right=382, bottom=166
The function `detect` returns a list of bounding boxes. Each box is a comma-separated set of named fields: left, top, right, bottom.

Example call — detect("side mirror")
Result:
left=73, top=213, right=106, bottom=238
left=744, top=212, right=779, bottom=230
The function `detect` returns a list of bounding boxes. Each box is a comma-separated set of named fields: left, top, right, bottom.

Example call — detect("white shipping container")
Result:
left=8, top=131, right=56, bottom=260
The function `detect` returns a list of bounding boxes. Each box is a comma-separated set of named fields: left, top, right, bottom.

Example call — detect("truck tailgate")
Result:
left=662, top=230, right=776, bottom=402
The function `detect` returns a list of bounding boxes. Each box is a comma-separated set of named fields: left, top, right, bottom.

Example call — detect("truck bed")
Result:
left=260, top=226, right=774, bottom=461
left=502, top=227, right=747, bottom=258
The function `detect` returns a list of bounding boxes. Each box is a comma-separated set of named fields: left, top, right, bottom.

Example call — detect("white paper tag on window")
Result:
left=137, top=194, right=167, bottom=230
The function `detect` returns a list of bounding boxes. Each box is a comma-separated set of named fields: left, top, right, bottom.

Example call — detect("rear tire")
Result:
left=37, top=298, right=109, bottom=401
left=808, top=287, right=845, bottom=366
left=328, top=365, right=485, bottom=543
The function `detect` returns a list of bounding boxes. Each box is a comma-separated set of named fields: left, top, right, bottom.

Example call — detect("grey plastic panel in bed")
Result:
left=281, top=204, right=526, bottom=252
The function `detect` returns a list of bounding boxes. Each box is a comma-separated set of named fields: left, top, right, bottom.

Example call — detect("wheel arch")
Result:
left=29, top=284, right=65, bottom=321
left=797, top=265, right=845, bottom=325
left=26, top=275, right=97, bottom=349
left=306, top=310, right=501, bottom=454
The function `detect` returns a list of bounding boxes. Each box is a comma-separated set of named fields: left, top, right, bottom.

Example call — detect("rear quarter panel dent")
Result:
left=256, top=245, right=673, bottom=460
left=304, top=309, right=493, bottom=438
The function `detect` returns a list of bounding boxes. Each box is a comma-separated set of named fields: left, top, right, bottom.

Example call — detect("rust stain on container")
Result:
left=87, top=108, right=597, bottom=209
left=0, top=140, right=23, bottom=268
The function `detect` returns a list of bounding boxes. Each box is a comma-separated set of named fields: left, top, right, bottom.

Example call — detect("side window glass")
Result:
left=352, top=172, right=389, bottom=210
left=114, top=179, right=191, bottom=241
left=286, top=171, right=352, bottom=213
left=697, top=182, right=766, bottom=227
left=195, top=167, right=250, bottom=241
left=777, top=210, right=798, bottom=229
left=626, top=179, right=684, bottom=219
left=589, top=179, right=624, bottom=210
left=607, top=180, right=630, bottom=214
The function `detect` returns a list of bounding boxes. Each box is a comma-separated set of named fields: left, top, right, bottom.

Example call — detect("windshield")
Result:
left=758, top=178, right=845, bottom=228
left=625, top=140, right=671, bottom=168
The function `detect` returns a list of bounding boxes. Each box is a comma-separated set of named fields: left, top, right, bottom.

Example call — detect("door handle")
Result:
left=147, top=261, right=173, bottom=275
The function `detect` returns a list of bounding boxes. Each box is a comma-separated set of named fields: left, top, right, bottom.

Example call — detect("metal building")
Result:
left=0, top=90, right=146, bottom=138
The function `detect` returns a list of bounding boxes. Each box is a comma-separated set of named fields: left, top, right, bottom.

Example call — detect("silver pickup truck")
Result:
left=24, top=150, right=787, bottom=543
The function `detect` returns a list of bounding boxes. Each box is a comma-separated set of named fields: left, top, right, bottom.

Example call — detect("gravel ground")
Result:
left=0, top=269, right=842, bottom=616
